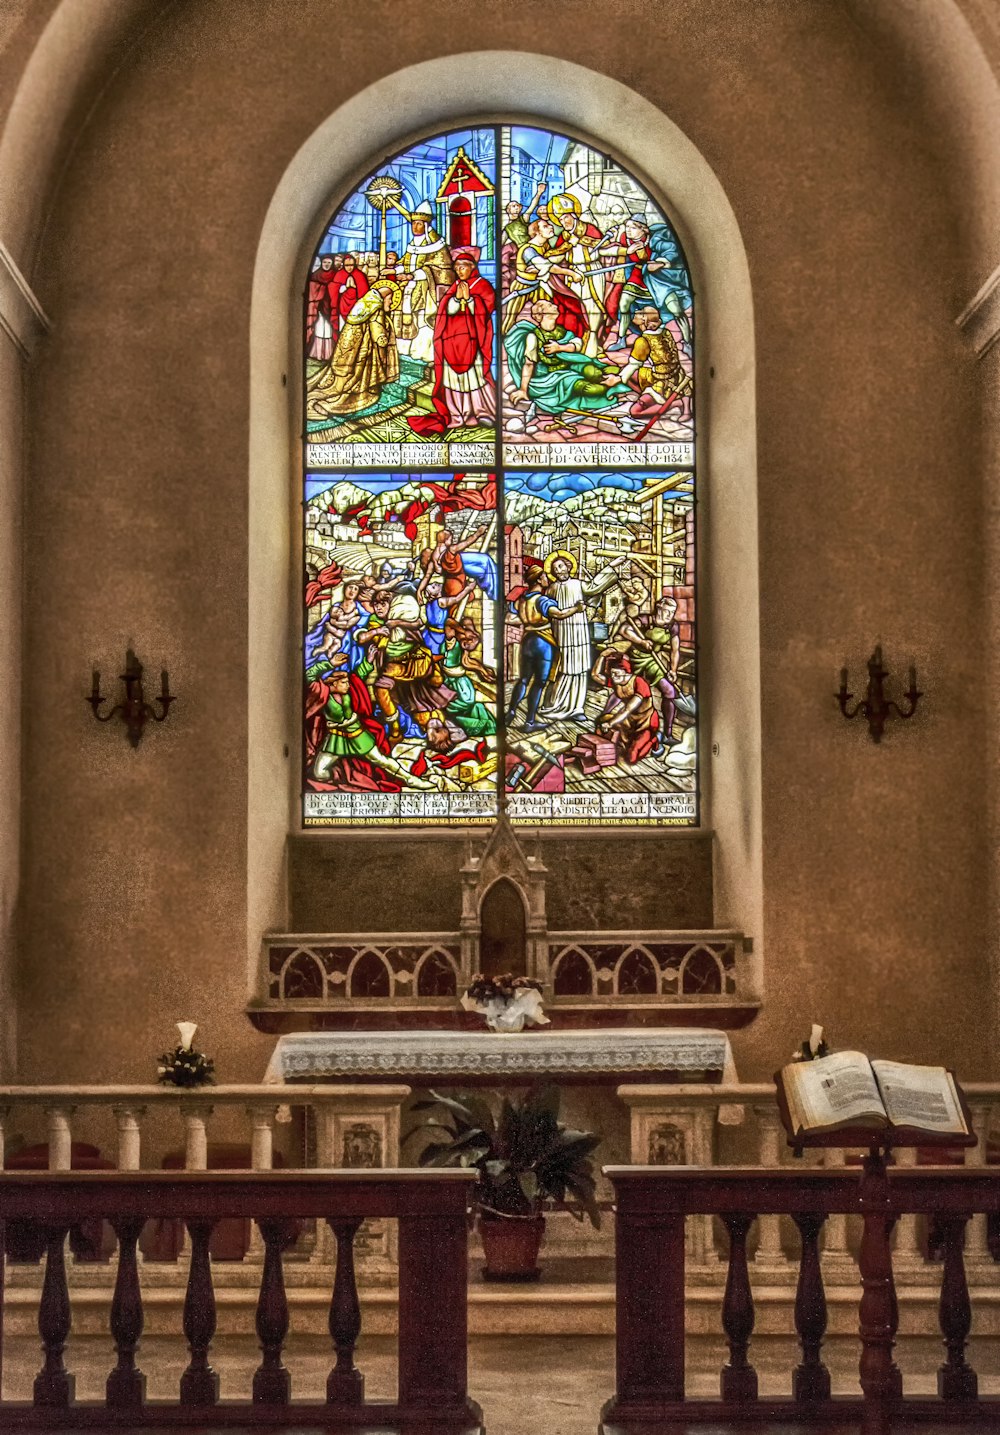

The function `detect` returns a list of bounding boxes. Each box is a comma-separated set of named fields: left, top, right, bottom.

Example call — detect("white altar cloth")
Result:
left=263, top=1028, right=736, bottom=1085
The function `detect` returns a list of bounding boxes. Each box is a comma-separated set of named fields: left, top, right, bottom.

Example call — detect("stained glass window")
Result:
left=303, top=125, right=697, bottom=827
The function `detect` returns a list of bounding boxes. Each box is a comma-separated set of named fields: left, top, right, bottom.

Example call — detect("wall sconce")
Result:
left=87, top=648, right=176, bottom=748
left=836, top=645, right=921, bottom=744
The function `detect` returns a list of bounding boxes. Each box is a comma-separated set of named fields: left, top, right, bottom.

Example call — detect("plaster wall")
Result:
left=7, top=0, right=999, bottom=1087
left=0, top=340, right=22, bottom=1080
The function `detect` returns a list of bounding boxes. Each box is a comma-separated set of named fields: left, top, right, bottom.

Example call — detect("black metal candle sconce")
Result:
left=836, top=645, right=921, bottom=744
left=87, top=648, right=176, bottom=748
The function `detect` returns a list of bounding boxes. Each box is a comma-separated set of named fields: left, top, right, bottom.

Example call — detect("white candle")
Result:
left=176, top=1021, right=198, bottom=1050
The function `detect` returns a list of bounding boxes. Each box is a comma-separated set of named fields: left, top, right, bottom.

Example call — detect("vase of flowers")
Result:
left=791, top=1023, right=829, bottom=1063
left=157, top=1022, right=215, bottom=1088
left=460, top=973, right=549, bottom=1033
left=406, top=1084, right=601, bottom=1280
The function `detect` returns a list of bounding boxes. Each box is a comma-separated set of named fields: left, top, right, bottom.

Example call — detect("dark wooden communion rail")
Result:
left=601, top=1160, right=1000, bottom=1434
left=0, top=1169, right=483, bottom=1431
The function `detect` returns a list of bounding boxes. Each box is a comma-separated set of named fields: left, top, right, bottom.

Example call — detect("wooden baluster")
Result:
left=106, top=1217, right=145, bottom=1408
left=937, top=1213, right=977, bottom=1401
left=180, top=1222, right=219, bottom=1406
left=792, top=1211, right=831, bottom=1402
left=326, top=1218, right=363, bottom=1404
left=252, top=1219, right=292, bottom=1404
left=33, top=1225, right=74, bottom=1407
left=858, top=1149, right=901, bottom=1435
left=720, top=1213, right=758, bottom=1402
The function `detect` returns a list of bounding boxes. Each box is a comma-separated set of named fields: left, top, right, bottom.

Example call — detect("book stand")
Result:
left=774, top=1069, right=976, bottom=1435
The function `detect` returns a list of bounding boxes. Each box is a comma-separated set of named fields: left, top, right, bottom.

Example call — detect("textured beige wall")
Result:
left=9, top=0, right=999, bottom=1087
left=0, top=340, right=23, bottom=1080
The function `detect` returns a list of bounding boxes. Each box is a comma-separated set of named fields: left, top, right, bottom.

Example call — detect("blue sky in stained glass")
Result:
left=319, top=128, right=496, bottom=262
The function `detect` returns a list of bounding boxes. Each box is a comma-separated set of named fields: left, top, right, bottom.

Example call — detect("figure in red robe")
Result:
left=408, top=247, right=495, bottom=436
left=306, top=256, right=339, bottom=361
left=327, top=254, right=370, bottom=345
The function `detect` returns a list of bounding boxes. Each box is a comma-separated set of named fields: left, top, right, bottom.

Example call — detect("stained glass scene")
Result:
left=305, top=128, right=497, bottom=471
left=499, top=127, right=694, bottom=468
left=503, top=471, right=696, bottom=824
left=303, top=473, right=500, bottom=825
left=302, top=125, right=699, bottom=827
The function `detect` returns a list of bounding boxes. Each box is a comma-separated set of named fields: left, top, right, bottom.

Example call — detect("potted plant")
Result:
left=406, top=1084, right=601, bottom=1281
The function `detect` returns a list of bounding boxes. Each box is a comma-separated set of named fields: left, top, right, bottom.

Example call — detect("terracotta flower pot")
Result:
left=479, top=1212, right=545, bottom=1282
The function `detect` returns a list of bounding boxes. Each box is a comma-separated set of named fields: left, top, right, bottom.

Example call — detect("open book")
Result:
left=777, top=1051, right=972, bottom=1145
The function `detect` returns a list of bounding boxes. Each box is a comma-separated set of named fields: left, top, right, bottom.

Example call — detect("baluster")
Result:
left=326, top=1218, right=363, bottom=1404
left=937, top=1214, right=977, bottom=1401
left=821, top=1146, right=852, bottom=1266
left=106, top=1217, right=145, bottom=1407
left=0, top=1103, right=9, bottom=1169
left=113, top=1106, right=145, bottom=1172
left=33, top=1225, right=74, bottom=1407
left=252, top=1219, right=293, bottom=1404
left=45, top=1107, right=74, bottom=1171
left=249, top=1105, right=277, bottom=1171
left=180, top=1221, right=219, bottom=1406
left=792, top=1211, right=831, bottom=1402
left=858, top=1149, right=901, bottom=1435
left=891, top=1146, right=922, bottom=1264
left=964, top=1103, right=992, bottom=1264
left=720, top=1213, right=757, bottom=1401
left=246, top=1105, right=278, bottom=1263
left=181, top=1102, right=212, bottom=1170
left=752, top=1106, right=785, bottom=1266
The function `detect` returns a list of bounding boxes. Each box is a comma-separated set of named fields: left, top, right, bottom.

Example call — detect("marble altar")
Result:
left=262, top=1028, right=737, bottom=1085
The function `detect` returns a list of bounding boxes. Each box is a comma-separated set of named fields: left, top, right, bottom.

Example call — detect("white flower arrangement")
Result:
left=791, top=1023, right=829, bottom=1063
left=157, top=1021, right=215, bottom=1088
left=461, top=974, right=550, bottom=1033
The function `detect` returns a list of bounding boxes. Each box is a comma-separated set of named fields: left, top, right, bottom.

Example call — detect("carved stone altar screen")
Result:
left=256, top=820, right=757, bottom=1029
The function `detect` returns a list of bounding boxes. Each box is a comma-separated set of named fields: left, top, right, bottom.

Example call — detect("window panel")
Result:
left=504, top=471, right=697, bottom=826
left=500, top=126, right=693, bottom=466
left=301, top=123, right=698, bottom=828
left=305, top=127, right=497, bottom=471
left=303, top=473, right=499, bottom=826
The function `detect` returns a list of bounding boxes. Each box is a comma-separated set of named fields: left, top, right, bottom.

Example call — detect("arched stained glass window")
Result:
left=303, top=125, right=697, bottom=827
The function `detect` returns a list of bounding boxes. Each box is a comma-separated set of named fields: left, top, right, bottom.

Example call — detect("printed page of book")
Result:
left=783, top=1051, right=886, bottom=1132
left=871, top=1061, right=969, bottom=1135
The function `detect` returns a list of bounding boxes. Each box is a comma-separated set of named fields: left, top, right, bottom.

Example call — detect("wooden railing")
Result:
left=601, top=1161, right=1000, bottom=1434
left=0, top=1169, right=482, bottom=1431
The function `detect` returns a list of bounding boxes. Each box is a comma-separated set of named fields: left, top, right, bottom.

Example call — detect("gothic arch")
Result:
left=247, top=52, right=766, bottom=993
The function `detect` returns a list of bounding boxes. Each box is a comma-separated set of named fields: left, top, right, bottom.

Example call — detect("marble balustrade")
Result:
left=0, top=1081, right=995, bottom=1298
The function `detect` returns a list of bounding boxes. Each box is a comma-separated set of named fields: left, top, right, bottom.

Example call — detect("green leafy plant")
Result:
left=406, top=1084, right=601, bottom=1228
